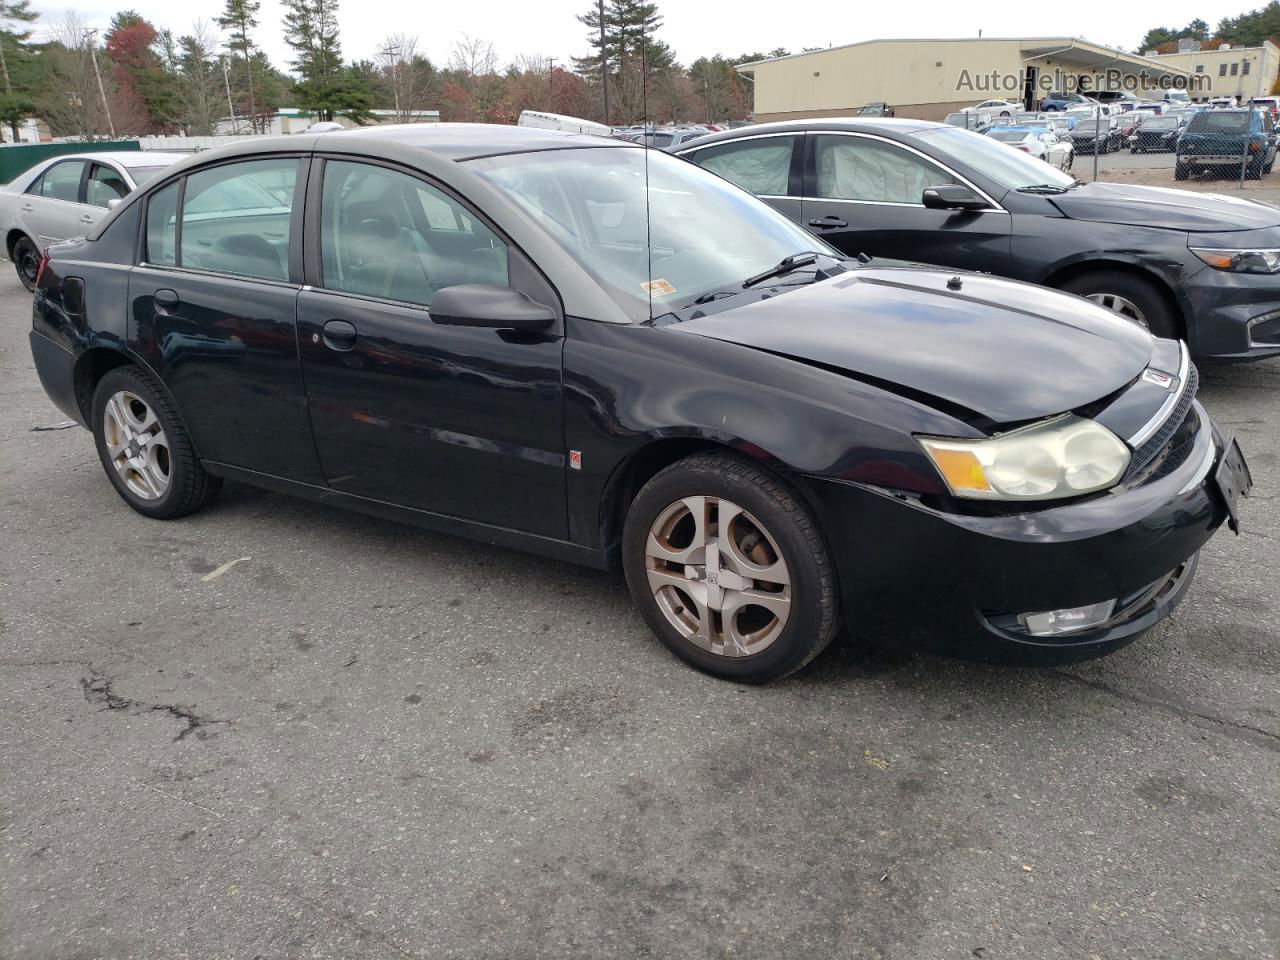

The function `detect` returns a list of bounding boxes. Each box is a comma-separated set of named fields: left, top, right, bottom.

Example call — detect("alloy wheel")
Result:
left=1086, top=292, right=1149, bottom=330
left=644, top=495, right=791, bottom=658
left=103, top=390, right=171, bottom=500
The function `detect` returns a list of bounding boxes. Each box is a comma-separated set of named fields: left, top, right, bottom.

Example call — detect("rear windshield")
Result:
left=1140, top=117, right=1179, bottom=129
left=1188, top=112, right=1249, bottom=133
left=991, top=131, right=1029, bottom=142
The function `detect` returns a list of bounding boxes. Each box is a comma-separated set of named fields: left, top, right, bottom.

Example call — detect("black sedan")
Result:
left=29, top=125, right=1249, bottom=681
left=675, top=117, right=1280, bottom=362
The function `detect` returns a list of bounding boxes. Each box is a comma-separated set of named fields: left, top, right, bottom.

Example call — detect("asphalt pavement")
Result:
left=1, top=270, right=1278, bottom=959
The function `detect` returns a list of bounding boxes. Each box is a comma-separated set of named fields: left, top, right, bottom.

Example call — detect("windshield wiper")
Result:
left=1017, top=183, right=1070, bottom=194
left=742, top=251, right=821, bottom=289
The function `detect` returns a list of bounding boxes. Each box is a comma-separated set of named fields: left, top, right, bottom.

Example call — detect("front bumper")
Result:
left=1181, top=263, right=1280, bottom=362
left=802, top=410, right=1233, bottom=664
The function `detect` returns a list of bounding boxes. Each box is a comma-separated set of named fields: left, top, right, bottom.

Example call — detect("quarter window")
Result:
left=145, top=180, right=180, bottom=266
left=319, top=160, right=509, bottom=307
left=813, top=135, right=957, bottom=205
left=178, top=158, right=298, bottom=281
left=688, top=136, right=796, bottom=196
left=32, top=161, right=86, bottom=202
left=86, top=164, right=129, bottom=208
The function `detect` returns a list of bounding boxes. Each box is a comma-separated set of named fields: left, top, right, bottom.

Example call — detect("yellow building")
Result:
left=738, top=37, right=1195, bottom=122
left=1144, top=40, right=1280, bottom=103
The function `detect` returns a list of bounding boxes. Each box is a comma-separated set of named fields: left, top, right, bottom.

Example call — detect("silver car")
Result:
left=1, top=151, right=185, bottom=290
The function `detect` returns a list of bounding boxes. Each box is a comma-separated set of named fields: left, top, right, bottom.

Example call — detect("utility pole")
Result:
left=598, top=0, right=608, bottom=126
left=548, top=57, right=555, bottom=105
left=85, top=28, right=116, bottom=140
left=379, top=43, right=401, bottom=118
left=221, top=56, right=238, bottom=133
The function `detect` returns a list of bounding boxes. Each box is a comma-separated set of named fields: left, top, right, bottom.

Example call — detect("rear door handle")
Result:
left=79, top=214, right=95, bottom=224
left=321, top=319, right=358, bottom=351
left=807, top=216, right=848, bottom=228
left=153, top=288, right=179, bottom=314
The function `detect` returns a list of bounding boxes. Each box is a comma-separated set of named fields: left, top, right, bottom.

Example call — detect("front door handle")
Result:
left=321, top=319, right=358, bottom=352
left=807, top=216, right=848, bottom=228
left=153, top=288, right=179, bottom=314
left=21, top=203, right=33, bottom=212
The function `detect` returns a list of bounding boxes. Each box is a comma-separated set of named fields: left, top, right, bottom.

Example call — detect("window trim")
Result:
left=674, top=131, right=805, bottom=199
left=138, top=154, right=309, bottom=285
left=26, top=158, right=91, bottom=205
left=802, top=130, right=1005, bottom=211
left=303, top=153, right=562, bottom=327
left=85, top=161, right=130, bottom=209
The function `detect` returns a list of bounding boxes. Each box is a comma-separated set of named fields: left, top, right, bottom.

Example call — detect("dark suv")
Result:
left=1176, top=109, right=1277, bottom=180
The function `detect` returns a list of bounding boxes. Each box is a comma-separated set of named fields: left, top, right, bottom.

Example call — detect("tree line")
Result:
left=1139, top=3, right=1280, bottom=55
left=1, top=0, right=783, bottom=141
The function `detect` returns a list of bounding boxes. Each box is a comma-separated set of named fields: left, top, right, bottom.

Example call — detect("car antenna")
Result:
left=642, top=32, right=653, bottom=323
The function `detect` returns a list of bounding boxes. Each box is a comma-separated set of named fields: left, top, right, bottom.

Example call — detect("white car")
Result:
left=961, top=99, right=1021, bottom=121
left=988, top=128, right=1074, bottom=170
left=0, top=151, right=185, bottom=290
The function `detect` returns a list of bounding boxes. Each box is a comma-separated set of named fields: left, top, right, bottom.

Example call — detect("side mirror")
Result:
left=429, top=284, right=556, bottom=331
left=106, top=198, right=121, bottom=210
left=922, top=184, right=988, bottom=211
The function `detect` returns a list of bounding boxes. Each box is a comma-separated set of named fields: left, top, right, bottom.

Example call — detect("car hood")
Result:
left=674, top=267, right=1153, bottom=426
left=1049, top=181, right=1280, bottom=231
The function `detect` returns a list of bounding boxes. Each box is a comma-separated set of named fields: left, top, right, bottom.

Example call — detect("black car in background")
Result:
left=1176, top=109, right=1277, bottom=180
left=1070, top=116, right=1123, bottom=154
left=1130, top=113, right=1186, bottom=153
left=676, top=118, right=1280, bottom=361
left=28, top=126, right=1248, bottom=679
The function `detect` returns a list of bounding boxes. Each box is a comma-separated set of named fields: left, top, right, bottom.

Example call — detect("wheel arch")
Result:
left=1042, top=257, right=1189, bottom=339
left=5, top=228, right=30, bottom=259
left=72, top=347, right=137, bottom=423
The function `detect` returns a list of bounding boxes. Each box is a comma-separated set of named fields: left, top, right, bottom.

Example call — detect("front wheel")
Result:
left=12, top=235, right=39, bottom=292
left=622, top=453, right=839, bottom=683
left=91, top=365, right=221, bottom=520
left=1059, top=269, right=1180, bottom=340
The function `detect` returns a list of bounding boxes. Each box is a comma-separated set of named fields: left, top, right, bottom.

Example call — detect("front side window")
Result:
left=813, top=135, right=957, bottom=204
left=179, top=158, right=298, bottom=281
left=688, top=136, right=796, bottom=196
left=320, top=160, right=509, bottom=307
left=33, top=161, right=86, bottom=202
left=86, top=164, right=129, bottom=208
left=469, top=146, right=827, bottom=321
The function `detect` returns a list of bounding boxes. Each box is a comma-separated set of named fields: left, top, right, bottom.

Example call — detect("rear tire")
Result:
left=91, top=366, right=221, bottom=520
left=1175, top=161, right=1189, bottom=181
left=622, top=453, right=839, bottom=683
left=12, top=235, right=39, bottom=292
left=1059, top=269, right=1180, bottom=340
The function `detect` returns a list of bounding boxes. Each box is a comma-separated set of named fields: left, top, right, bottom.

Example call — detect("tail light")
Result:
left=1250, top=141, right=1262, bottom=153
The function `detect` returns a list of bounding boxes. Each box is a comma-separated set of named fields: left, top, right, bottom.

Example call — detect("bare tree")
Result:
left=448, top=33, right=497, bottom=77
left=174, top=20, right=224, bottom=135
left=377, top=32, right=433, bottom=122
left=36, top=13, right=116, bottom=140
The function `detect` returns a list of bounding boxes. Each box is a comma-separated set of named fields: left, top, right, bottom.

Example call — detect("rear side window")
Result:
left=179, top=159, right=297, bottom=281
left=145, top=180, right=179, bottom=266
left=688, top=136, right=796, bottom=196
left=32, top=160, right=86, bottom=202
left=319, top=160, right=509, bottom=307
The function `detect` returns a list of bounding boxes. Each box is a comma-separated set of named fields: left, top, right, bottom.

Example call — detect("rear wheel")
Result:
left=12, top=235, right=39, bottom=292
left=1059, top=269, right=1179, bottom=340
left=1247, top=157, right=1264, bottom=180
left=91, top=366, right=221, bottom=520
left=1175, top=161, right=1189, bottom=181
left=622, top=453, right=839, bottom=683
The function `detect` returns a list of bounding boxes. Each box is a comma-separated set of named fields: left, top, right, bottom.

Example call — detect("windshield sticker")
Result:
left=642, top=279, right=677, bottom=297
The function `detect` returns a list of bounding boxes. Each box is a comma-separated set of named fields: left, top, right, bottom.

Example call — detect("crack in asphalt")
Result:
left=1050, top=669, right=1280, bottom=753
left=80, top=670, right=229, bottom=742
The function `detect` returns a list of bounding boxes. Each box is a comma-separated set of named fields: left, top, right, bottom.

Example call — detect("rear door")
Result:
left=295, top=157, right=568, bottom=538
left=23, top=160, right=90, bottom=245
left=799, top=132, right=1011, bottom=272
left=127, top=155, right=324, bottom=484
left=679, top=133, right=803, bottom=223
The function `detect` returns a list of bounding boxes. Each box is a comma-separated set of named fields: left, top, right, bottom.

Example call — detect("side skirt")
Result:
left=202, top=461, right=614, bottom=571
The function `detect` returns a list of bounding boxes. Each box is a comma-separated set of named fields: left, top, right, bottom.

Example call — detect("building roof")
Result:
left=737, top=37, right=1191, bottom=79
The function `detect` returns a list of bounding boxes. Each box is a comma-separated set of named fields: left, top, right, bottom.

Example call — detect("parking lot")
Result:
left=2, top=261, right=1279, bottom=959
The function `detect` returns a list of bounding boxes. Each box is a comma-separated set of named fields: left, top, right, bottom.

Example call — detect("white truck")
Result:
left=517, top=110, right=612, bottom=137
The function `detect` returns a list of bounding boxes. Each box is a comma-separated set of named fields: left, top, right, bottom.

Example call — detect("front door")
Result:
left=295, top=158, right=568, bottom=539
left=24, top=159, right=90, bottom=245
left=799, top=133, right=1012, bottom=273
left=127, top=156, right=324, bottom=484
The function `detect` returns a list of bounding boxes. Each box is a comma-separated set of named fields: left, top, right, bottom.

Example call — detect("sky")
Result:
left=35, top=0, right=1232, bottom=74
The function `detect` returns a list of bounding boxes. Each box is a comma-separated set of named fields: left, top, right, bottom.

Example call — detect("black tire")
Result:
left=622, top=453, right=839, bottom=683
left=12, top=234, right=39, bottom=292
left=1175, top=161, right=1189, bottom=181
left=1247, top=157, right=1264, bottom=180
left=90, top=365, right=220, bottom=520
left=1058, top=269, right=1180, bottom=340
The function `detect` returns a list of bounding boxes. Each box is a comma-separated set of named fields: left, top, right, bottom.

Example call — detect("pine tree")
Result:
left=0, top=0, right=37, bottom=99
left=574, top=0, right=673, bottom=122
left=282, top=0, right=371, bottom=123
left=216, top=0, right=261, bottom=131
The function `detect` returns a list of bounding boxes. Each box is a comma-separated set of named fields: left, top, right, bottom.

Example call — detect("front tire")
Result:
left=622, top=453, right=839, bottom=683
left=91, top=366, right=221, bottom=520
left=12, top=235, right=39, bottom=292
left=1059, top=269, right=1180, bottom=339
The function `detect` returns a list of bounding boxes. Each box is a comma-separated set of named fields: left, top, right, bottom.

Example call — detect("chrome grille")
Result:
left=1123, top=362, right=1198, bottom=483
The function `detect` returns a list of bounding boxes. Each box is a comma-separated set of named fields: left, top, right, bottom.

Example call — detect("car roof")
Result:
left=672, top=116, right=944, bottom=151
left=37, top=151, right=187, bottom=167
left=312, top=122, right=632, bottom=160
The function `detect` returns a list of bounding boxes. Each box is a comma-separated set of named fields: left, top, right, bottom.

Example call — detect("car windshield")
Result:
left=1141, top=117, right=1179, bottom=129
left=1188, top=112, right=1249, bottom=133
left=126, top=166, right=170, bottom=186
left=468, top=147, right=829, bottom=321
left=910, top=126, right=1073, bottom=192
left=1075, top=120, right=1102, bottom=132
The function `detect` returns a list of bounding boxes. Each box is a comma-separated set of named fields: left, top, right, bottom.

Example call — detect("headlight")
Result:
left=1190, top=247, right=1280, bottom=274
left=918, top=415, right=1130, bottom=501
